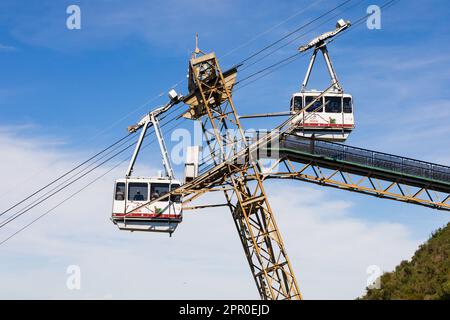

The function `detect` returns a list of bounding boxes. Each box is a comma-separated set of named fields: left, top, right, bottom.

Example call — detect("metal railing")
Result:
left=280, top=135, right=450, bottom=183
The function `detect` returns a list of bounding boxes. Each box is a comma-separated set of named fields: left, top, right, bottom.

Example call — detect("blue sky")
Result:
left=0, top=0, right=449, bottom=299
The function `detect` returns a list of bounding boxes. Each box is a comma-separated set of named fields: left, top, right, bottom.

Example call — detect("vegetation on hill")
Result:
left=361, top=222, right=450, bottom=300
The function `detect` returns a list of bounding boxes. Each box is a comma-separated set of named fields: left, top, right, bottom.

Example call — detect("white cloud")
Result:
left=0, top=128, right=429, bottom=299
left=0, top=44, right=17, bottom=52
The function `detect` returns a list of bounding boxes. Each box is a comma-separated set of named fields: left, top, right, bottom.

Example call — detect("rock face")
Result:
left=361, top=222, right=450, bottom=300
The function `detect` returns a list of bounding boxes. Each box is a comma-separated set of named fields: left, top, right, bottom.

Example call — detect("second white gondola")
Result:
left=290, top=90, right=354, bottom=141
left=290, top=19, right=355, bottom=142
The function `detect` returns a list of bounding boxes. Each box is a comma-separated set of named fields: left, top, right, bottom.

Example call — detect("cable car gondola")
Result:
left=112, top=176, right=182, bottom=233
left=291, top=19, right=355, bottom=142
left=111, top=90, right=183, bottom=235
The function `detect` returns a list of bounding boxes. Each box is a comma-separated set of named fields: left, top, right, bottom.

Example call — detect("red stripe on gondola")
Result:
left=112, top=213, right=182, bottom=219
left=302, top=123, right=354, bottom=128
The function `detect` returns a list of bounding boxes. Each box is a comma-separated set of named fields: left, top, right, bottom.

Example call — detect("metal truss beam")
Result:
left=257, top=158, right=450, bottom=212
left=183, top=50, right=301, bottom=300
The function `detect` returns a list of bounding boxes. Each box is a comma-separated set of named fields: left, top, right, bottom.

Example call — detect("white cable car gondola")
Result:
left=291, top=19, right=355, bottom=142
left=111, top=90, right=183, bottom=235
left=112, top=176, right=182, bottom=233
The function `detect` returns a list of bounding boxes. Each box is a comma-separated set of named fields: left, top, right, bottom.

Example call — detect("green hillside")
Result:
left=361, top=222, right=450, bottom=300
